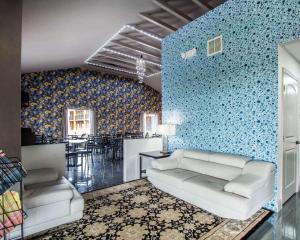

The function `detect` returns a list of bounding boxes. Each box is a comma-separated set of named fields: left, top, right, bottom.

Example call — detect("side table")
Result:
left=139, top=151, right=171, bottom=178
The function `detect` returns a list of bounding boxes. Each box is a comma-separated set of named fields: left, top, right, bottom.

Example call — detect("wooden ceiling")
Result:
left=85, top=0, right=226, bottom=79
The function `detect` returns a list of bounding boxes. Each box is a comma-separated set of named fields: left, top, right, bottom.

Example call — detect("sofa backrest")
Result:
left=177, top=150, right=251, bottom=181
left=22, top=144, right=65, bottom=177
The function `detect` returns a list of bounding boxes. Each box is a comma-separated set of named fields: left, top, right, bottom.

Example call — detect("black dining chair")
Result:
left=65, top=141, right=79, bottom=169
left=76, top=140, right=94, bottom=167
left=94, top=136, right=102, bottom=154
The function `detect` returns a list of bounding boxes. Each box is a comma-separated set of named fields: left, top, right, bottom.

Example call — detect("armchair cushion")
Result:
left=24, top=184, right=73, bottom=209
left=24, top=168, right=59, bottom=187
left=224, top=174, right=266, bottom=199
left=152, top=157, right=178, bottom=170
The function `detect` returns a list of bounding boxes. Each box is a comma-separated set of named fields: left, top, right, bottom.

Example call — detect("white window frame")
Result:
left=143, top=113, right=158, bottom=136
left=66, top=108, right=94, bottom=136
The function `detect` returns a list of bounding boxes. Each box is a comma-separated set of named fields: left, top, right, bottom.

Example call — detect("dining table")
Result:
left=68, top=139, right=88, bottom=151
left=68, top=139, right=87, bottom=145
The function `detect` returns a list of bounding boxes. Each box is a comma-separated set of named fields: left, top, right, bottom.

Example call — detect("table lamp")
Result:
left=157, top=124, right=176, bottom=154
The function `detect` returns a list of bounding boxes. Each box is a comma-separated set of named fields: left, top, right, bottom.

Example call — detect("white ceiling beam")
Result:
left=192, top=0, right=213, bottom=11
left=88, top=61, right=137, bottom=75
left=102, top=47, right=162, bottom=66
left=90, top=60, right=156, bottom=75
left=128, top=24, right=163, bottom=41
left=119, top=33, right=161, bottom=51
left=110, top=40, right=161, bottom=59
left=87, top=61, right=158, bottom=78
left=93, top=56, right=159, bottom=74
left=93, top=58, right=136, bottom=70
left=139, top=12, right=177, bottom=32
left=85, top=65, right=137, bottom=79
left=96, top=53, right=137, bottom=65
left=153, top=0, right=193, bottom=23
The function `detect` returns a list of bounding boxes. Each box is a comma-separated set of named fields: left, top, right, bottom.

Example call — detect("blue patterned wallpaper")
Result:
left=21, top=68, right=161, bottom=138
left=162, top=0, right=300, bottom=211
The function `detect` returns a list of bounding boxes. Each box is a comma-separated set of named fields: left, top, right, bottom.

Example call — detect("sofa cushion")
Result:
left=24, top=168, right=59, bottom=187
left=24, top=184, right=73, bottom=209
left=147, top=168, right=199, bottom=189
left=183, top=175, right=252, bottom=213
left=152, top=157, right=178, bottom=170
left=178, top=157, right=242, bottom=181
left=209, top=153, right=250, bottom=168
left=183, top=174, right=228, bottom=193
left=224, top=174, right=266, bottom=199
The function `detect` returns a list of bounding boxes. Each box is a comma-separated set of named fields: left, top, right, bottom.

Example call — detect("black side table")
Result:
left=139, top=151, right=171, bottom=178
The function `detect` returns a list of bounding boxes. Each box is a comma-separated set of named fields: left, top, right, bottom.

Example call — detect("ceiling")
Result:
left=284, top=39, right=300, bottom=63
left=22, top=0, right=225, bottom=92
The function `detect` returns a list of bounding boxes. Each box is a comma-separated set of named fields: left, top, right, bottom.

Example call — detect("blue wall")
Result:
left=162, top=0, right=300, bottom=211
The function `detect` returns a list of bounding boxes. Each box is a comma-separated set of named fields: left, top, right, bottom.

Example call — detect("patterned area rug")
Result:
left=32, top=179, right=271, bottom=240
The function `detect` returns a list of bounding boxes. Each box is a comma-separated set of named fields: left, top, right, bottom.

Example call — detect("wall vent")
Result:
left=207, top=35, right=223, bottom=56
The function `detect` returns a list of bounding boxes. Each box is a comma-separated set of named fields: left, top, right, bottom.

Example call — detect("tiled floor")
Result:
left=249, top=193, right=300, bottom=240
left=65, top=152, right=123, bottom=193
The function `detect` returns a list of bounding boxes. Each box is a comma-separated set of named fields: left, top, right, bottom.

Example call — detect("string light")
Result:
left=87, top=62, right=158, bottom=79
left=102, top=48, right=137, bottom=60
left=87, top=62, right=137, bottom=75
left=125, top=25, right=162, bottom=41
left=147, top=71, right=161, bottom=78
left=85, top=25, right=128, bottom=63
left=84, top=24, right=162, bottom=76
left=102, top=48, right=161, bottom=67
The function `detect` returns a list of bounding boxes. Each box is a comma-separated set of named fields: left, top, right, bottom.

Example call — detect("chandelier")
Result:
left=136, top=55, right=146, bottom=83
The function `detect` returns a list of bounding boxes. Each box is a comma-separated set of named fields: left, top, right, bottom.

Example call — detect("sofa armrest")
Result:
left=152, top=157, right=178, bottom=170
left=242, top=161, right=275, bottom=179
left=224, top=174, right=267, bottom=199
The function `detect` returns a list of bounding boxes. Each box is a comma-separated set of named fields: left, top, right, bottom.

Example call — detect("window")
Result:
left=143, top=113, right=158, bottom=136
left=207, top=35, right=223, bottom=56
left=66, top=109, right=94, bottom=136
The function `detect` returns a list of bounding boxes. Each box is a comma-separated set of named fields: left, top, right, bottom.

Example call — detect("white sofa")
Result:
left=8, top=144, right=85, bottom=238
left=9, top=168, right=84, bottom=238
left=147, top=149, right=275, bottom=220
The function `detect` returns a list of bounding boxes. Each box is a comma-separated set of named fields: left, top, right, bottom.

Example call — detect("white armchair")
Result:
left=9, top=144, right=84, bottom=238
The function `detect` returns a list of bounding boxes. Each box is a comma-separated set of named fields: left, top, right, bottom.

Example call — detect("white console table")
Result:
left=123, top=138, right=162, bottom=182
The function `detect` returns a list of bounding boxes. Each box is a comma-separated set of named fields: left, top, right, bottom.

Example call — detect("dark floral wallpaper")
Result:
left=21, top=67, right=161, bottom=138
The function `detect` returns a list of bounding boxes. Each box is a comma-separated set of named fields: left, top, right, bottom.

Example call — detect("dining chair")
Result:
left=76, top=140, right=94, bottom=167
left=65, top=141, right=79, bottom=169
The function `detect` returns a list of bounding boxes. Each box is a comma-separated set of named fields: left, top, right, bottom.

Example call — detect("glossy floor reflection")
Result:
left=65, top=152, right=123, bottom=193
left=249, top=193, right=300, bottom=240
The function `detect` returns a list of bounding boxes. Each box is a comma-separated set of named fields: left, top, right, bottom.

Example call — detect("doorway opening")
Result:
left=65, top=108, right=123, bottom=193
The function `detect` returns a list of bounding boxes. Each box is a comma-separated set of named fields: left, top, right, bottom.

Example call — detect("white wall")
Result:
left=278, top=45, right=300, bottom=209
left=123, top=138, right=162, bottom=182
left=22, top=0, right=155, bottom=73
left=22, top=144, right=66, bottom=177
